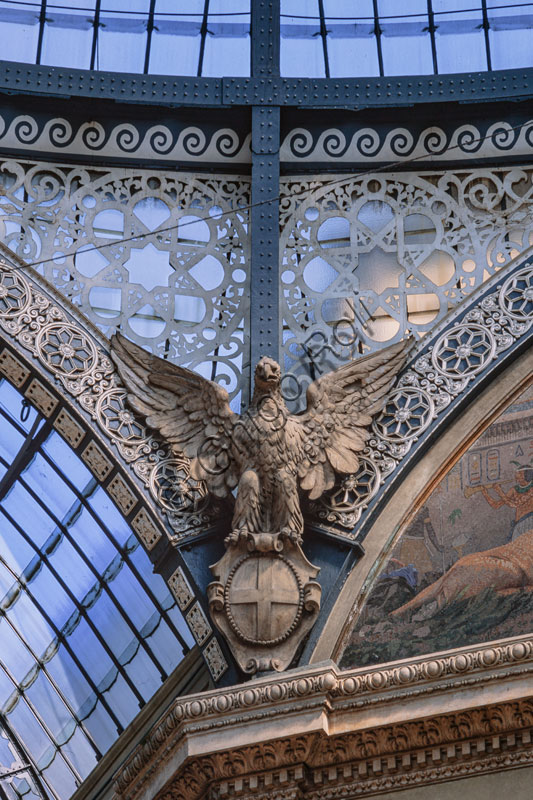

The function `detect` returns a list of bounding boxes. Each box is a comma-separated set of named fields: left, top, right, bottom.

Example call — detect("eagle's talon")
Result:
left=224, top=529, right=248, bottom=547
left=280, top=528, right=303, bottom=546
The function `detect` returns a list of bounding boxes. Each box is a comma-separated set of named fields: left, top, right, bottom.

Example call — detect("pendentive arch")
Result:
left=306, top=246, right=533, bottom=664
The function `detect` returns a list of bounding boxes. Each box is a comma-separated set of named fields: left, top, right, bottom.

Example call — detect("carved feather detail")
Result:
left=110, top=333, right=411, bottom=535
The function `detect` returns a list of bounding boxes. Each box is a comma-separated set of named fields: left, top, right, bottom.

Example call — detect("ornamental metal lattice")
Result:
left=312, top=260, right=533, bottom=535
left=280, top=168, right=533, bottom=409
left=0, top=159, right=251, bottom=409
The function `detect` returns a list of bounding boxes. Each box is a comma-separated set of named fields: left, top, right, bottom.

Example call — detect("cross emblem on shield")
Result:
left=208, top=533, right=321, bottom=674
left=226, top=554, right=302, bottom=645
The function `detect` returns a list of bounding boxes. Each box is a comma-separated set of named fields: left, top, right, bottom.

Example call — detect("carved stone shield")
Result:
left=208, top=533, right=321, bottom=674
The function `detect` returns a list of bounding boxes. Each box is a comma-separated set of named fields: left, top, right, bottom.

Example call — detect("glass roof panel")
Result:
left=0, top=377, right=192, bottom=800
left=1, top=2, right=533, bottom=76
left=40, top=0, right=94, bottom=71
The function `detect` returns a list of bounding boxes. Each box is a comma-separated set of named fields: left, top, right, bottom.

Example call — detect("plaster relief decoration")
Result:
left=340, top=381, right=533, bottom=670
left=0, top=158, right=250, bottom=408
left=111, top=334, right=410, bottom=673
left=280, top=167, right=533, bottom=409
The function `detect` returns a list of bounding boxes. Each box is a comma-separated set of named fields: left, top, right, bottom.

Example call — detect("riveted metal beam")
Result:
left=3, top=59, right=533, bottom=109
left=0, top=62, right=222, bottom=106
left=249, top=0, right=281, bottom=374
left=223, top=71, right=533, bottom=107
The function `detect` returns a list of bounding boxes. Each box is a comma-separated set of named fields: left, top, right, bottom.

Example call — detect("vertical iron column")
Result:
left=249, top=0, right=281, bottom=375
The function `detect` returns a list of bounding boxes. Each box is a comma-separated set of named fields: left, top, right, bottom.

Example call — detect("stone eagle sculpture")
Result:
left=111, top=333, right=410, bottom=543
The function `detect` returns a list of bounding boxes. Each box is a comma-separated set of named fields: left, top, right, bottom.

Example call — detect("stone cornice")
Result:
left=113, top=634, right=533, bottom=800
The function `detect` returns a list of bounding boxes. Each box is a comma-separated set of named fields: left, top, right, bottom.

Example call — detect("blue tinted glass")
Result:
left=2, top=482, right=56, bottom=548
left=145, top=618, right=184, bottom=673
left=0, top=414, right=24, bottom=464
left=87, top=487, right=132, bottom=546
left=0, top=379, right=191, bottom=800
left=378, top=0, right=433, bottom=76
left=26, top=564, right=75, bottom=632
left=40, top=752, right=78, bottom=799
left=103, top=673, right=139, bottom=728
left=6, top=591, right=54, bottom=658
left=0, top=2, right=39, bottom=63
left=433, top=0, right=487, bottom=73
left=7, top=699, right=50, bottom=765
left=325, top=0, right=379, bottom=78
left=0, top=380, right=38, bottom=433
left=281, top=0, right=325, bottom=77
left=66, top=618, right=114, bottom=687
left=108, top=563, right=154, bottom=630
left=23, top=454, right=76, bottom=522
left=149, top=0, right=203, bottom=76
left=68, top=508, right=115, bottom=574
left=87, top=592, right=134, bottom=662
left=97, top=2, right=150, bottom=74
left=42, top=433, right=92, bottom=493
left=40, top=1, right=94, bottom=70
left=0, top=512, right=34, bottom=579
left=123, top=648, right=161, bottom=701
left=203, top=0, right=250, bottom=77
left=0, top=621, right=34, bottom=685
left=81, top=703, right=117, bottom=753
left=487, top=1, right=533, bottom=70
left=60, top=727, right=98, bottom=778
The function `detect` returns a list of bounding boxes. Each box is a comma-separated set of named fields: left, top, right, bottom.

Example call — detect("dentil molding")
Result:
left=112, top=633, right=533, bottom=800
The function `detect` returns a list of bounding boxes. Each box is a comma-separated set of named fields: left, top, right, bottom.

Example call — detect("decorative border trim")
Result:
left=112, top=633, right=533, bottom=800
left=281, top=120, right=533, bottom=164
left=0, top=112, right=251, bottom=164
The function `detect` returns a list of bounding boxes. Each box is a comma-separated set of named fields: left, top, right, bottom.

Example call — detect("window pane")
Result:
left=40, top=1, right=94, bottom=70
left=325, top=0, right=379, bottom=77
left=433, top=0, right=487, bottom=73
left=0, top=3, right=39, bottom=64
left=281, top=0, right=325, bottom=77
left=378, top=1, right=433, bottom=76
left=149, top=0, right=203, bottom=75
left=487, top=1, right=533, bottom=70
left=202, top=16, right=250, bottom=77
left=97, top=1, right=150, bottom=73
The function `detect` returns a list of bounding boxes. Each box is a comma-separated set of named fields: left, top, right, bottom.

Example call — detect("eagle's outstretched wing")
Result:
left=110, top=333, right=239, bottom=497
left=292, top=339, right=412, bottom=500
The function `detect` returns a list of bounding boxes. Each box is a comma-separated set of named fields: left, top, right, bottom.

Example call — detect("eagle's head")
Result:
left=254, top=356, right=281, bottom=390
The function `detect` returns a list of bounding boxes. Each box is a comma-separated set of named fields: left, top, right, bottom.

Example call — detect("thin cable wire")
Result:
left=0, top=0, right=250, bottom=15
left=1, top=0, right=531, bottom=17
left=280, top=2, right=533, bottom=20
left=6, top=117, right=529, bottom=275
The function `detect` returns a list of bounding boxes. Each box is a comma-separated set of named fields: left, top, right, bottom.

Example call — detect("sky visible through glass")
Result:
left=0, top=377, right=193, bottom=800
left=0, top=1, right=532, bottom=76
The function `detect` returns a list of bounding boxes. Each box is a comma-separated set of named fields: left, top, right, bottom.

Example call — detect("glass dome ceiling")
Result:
left=0, top=376, right=193, bottom=800
left=0, top=1, right=532, bottom=78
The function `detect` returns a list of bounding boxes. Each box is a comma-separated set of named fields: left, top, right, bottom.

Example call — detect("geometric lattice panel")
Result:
left=0, top=160, right=250, bottom=409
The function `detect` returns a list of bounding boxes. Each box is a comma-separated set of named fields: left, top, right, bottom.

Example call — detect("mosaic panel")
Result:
left=340, top=382, right=533, bottom=669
